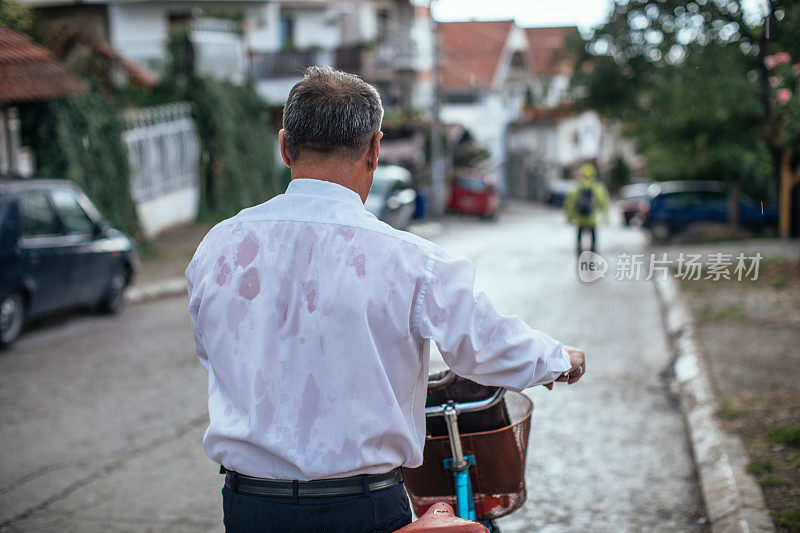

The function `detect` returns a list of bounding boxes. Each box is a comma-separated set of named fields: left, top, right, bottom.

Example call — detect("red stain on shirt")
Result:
left=306, top=288, right=317, bottom=313
left=338, top=228, right=354, bottom=241
left=239, top=268, right=261, bottom=300
left=216, top=256, right=231, bottom=286
left=349, top=253, right=366, bottom=277
left=235, top=234, right=259, bottom=268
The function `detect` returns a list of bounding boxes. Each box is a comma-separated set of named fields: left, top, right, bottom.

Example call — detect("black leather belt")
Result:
left=224, top=468, right=404, bottom=498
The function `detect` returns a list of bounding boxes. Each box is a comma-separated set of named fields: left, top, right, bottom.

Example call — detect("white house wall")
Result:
left=107, top=3, right=169, bottom=70
left=287, top=7, right=342, bottom=50
left=441, top=92, right=521, bottom=192
left=244, top=3, right=280, bottom=52
left=556, top=111, right=602, bottom=166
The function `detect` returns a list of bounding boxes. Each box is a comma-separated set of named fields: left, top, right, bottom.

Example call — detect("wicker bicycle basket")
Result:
left=402, top=390, right=534, bottom=521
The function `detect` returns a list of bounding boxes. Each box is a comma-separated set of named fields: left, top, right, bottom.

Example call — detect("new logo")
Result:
left=578, top=251, right=608, bottom=283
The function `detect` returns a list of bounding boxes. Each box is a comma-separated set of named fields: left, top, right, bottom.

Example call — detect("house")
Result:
left=0, top=21, right=200, bottom=238
left=524, top=26, right=579, bottom=107
left=505, top=26, right=637, bottom=200
left=20, top=0, right=275, bottom=83
left=250, top=0, right=428, bottom=113
left=436, top=20, right=536, bottom=195
left=0, top=25, right=88, bottom=176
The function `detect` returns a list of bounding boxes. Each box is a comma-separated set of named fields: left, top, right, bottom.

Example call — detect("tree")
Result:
left=0, top=0, right=34, bottom=34
left=761, top=2, right=800, bottom=237
left=572, top=0, right=798, bottom=232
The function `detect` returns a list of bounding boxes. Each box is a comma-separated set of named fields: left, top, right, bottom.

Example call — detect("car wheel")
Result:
left=0, top=292, right=25, bottom=349
left=98, top=266, right=128, bottom=315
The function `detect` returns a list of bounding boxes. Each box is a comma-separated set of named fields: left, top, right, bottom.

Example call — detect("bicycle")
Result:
left=398, top=371, right=535, bottom=532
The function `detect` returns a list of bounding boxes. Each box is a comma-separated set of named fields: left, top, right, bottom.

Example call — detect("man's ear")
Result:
left=278, top=129, right=292, bottom=168
left=366, top=131, right=383, bottom=172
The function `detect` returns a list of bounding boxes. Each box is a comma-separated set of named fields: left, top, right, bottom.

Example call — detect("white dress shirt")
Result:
left=186, top=178, right=571, bottom=480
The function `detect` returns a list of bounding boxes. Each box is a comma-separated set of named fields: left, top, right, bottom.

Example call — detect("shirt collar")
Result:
left=285, top=178, right=364, bottom=207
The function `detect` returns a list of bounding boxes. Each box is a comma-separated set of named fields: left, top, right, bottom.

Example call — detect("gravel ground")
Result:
left=681, top=259, right=800, bottom=531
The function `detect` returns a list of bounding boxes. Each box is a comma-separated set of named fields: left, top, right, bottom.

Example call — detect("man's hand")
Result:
left=544, top=346, right=586, bottom=389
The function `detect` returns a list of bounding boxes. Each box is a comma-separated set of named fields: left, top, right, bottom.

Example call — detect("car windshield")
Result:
left=368, top=177, right=393, bottom=198
left=455, top=178, right=487, bottom=192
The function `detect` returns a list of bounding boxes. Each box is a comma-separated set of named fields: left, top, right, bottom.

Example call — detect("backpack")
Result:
left=576, top=186, right=594, bottom=216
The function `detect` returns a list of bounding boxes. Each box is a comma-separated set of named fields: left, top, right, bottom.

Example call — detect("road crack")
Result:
left=1, top=413, right=207, bottom=529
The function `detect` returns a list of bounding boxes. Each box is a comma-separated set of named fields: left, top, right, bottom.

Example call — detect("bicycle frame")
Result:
left=424, top=375, right=506, bottom=521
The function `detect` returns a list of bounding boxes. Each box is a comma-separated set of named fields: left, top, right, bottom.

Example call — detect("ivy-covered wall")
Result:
left=22, top=66, right=282, bottom=243
left=21, top=93, right=145, bottom=242
left=185, top=79, right=283, bottom=221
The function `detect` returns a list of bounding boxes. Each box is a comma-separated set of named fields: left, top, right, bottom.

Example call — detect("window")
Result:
left=280, top=16, right=294, bottom=48
left=662, top=191, right=701, bottom=209
left=51, top=189, right=95, bottom=235
left=442, top=93, right=479, bottom=104
left=19, top=192, right=61, bottom=238
left=376, top=9, right=391, bottom=39
left=455, top=178, right=488, bottom=192
left=702, top=191, right=728, bottom=209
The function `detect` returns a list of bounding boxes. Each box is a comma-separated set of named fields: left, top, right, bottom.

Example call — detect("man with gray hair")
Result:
left=186, top=66, right=585, bottom=532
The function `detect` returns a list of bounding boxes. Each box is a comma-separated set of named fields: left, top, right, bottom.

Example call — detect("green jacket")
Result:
left=564, top=178, right=609, bottom=228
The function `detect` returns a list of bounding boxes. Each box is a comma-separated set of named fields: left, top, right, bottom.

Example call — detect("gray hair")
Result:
left=282, top=66, right=384, bottom=162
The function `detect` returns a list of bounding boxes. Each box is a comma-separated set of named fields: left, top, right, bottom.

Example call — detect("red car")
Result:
left=447, top=171, right=499, bottom=218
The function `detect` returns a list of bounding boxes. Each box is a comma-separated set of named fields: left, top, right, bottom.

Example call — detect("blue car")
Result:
left=0, top=177, right=138, bottom=348
left=642, top=181, right=777, bottom=242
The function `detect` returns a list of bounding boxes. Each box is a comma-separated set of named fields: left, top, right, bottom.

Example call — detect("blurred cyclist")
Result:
left=564, top=164, right=609, bottom=256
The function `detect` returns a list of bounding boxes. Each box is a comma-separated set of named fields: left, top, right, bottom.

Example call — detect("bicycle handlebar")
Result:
left=424, top=371, right=506, bottom=418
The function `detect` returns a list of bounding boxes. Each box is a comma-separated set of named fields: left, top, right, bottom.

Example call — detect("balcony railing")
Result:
left=374, top=39, right=417, bottom=71
left=250, top=41, right=417, bottom=81
left=250, top=49, right=332, bottom=79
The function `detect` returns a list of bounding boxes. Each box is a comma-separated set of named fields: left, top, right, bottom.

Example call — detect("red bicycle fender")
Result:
left=395, top=502, right=489, bottom=533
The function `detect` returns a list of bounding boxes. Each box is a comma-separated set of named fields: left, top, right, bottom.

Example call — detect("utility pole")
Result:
left=428, top=0, right=446, bottom=216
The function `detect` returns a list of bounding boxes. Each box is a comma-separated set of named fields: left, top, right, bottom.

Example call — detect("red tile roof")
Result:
left=438, top=20, right=514, bottom=92
left=85, top=36, right=158, bottom=88
left=524, top=26, right=580, bottom=76
left=0, top=25, right=88, bottom=103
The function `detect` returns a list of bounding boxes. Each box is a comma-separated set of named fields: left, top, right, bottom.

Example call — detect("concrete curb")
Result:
left=653, top=276, right=775, bottom=533
left=126, top=277, right=187, bottom=305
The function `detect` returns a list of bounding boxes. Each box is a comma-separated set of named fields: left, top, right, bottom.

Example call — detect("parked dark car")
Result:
left=0, top=177, right=138, bottom=348
left=365, top=165, right=418, bottom=230
left=447, top=170, right=499, bottom=218
left=642, top=181, right=778, bottom=241
left=617, top=182, right=651, bottom=226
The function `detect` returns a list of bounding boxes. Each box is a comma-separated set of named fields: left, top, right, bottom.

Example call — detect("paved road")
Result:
left=0, top=202, right=701, bottom=532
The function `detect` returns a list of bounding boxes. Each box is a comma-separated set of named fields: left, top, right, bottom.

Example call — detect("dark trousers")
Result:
left=222, top=481, right=412, bottom=533
left=577, top=225, right=596, bottom=255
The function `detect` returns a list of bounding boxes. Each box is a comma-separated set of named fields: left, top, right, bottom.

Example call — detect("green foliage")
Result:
left=156, top=26, right=281, bottom=222
left=571, top=0, right=781, bottom=205
left=758, top=475, right=788, bottom=487
left=631, top=43, right=766, bottom=184
left=746, top=460, right=773, bottom=476
left=768, top=425, right=800, bottom=448
left=21, top=94, right=144, bottom=242
left=716, top=404, right=749, bottom=420
left=0, top=0, right=34, bottom=34
left=772, top=510, right=800, bottom=531
left=188, top=78, right=281, bottom=221
left=607, top=156, right=631, bottom=191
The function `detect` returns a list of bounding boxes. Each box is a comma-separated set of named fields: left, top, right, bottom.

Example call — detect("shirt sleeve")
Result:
left=414, top=246, right=571, bottom=391
left=185, top=259, right=210, bottom=372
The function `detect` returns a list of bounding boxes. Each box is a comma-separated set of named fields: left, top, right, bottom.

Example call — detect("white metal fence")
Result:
left=123, top=102, right=200, bottom=203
